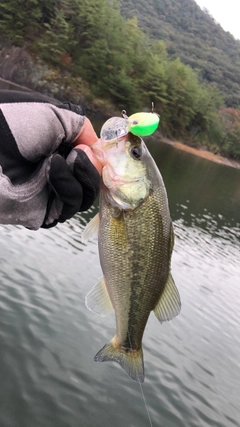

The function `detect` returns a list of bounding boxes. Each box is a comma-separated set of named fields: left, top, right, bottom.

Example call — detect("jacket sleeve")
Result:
left=1, top=101, right=84, bottom=157
left=0, top=90, right=86, bottom=183
left=0, top=90, right=90, bottom=229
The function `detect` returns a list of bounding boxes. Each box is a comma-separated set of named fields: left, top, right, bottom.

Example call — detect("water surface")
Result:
left=0, top=82, right=240, bottom=426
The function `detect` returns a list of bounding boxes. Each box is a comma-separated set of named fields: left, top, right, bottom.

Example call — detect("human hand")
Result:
left=72, top=117, right=102, bottom=176
left=74, top=144, right=102, bottom=176
left=44, top=116, right=103, bottom=227
left=72, top=117, right=98, bottom=147
left=43, top=147, right=101, bottom=228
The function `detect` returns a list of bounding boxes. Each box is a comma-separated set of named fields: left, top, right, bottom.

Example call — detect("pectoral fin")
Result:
left=85, top=276, right=114, bottom=317
left=153, top=273, right=181, bottom=323
left=82, top=213, right=100, bottom=243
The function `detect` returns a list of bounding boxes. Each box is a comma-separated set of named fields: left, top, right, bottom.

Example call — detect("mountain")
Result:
left=0, top=0, right=239, bottom=158
left=118, top=0, right=240, bottom=107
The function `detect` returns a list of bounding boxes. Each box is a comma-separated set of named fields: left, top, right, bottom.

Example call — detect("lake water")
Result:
left=0, top=82, right=240, bottom=427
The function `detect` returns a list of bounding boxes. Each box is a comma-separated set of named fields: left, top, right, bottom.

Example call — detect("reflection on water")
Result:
left=147, top=138, right=240, bottom=225
left=0, top=85, right=240, bottom=426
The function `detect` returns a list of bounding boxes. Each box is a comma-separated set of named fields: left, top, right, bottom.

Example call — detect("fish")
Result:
left=82, top=131, right=181, bottom=383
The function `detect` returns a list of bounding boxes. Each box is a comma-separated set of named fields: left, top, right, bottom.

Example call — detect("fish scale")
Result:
left=100, top=192, right=170, bottom=348
left=84, top=133, right=181, bottom=382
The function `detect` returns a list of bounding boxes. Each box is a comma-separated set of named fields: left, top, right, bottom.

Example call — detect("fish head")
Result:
left=91, top=133, right=151, bottom=210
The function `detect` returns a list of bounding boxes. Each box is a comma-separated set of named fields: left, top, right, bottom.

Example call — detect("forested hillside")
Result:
left=0, top=0, right=240, bottom=160
left=119, top=0, right=240, bottom=108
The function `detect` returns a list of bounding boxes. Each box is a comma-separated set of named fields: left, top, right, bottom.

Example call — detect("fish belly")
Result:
left=99, top=189, right=171, bottom=351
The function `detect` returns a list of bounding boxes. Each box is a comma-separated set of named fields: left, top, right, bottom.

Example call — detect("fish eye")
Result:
left=130, top=146, right=142, bottom=160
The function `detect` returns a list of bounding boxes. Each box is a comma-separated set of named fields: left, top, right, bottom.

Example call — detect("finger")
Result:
left=73, top=117, right=98, bottom=146
left=75, top=144, right=102, bottom=176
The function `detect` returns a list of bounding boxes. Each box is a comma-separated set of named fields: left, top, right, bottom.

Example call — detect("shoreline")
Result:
left=0, top=77, right=239, bottom=170
left=161, top=138, right=240, bottom=170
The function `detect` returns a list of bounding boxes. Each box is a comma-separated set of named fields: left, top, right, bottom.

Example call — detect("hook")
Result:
left=122, top=110, right=128, bottom=119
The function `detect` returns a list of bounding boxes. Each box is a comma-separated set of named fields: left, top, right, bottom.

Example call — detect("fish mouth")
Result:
left=106, top=177, right=141, bottom=189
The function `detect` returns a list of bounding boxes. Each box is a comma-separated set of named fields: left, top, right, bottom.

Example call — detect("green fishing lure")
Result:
left=100, top=112, right=160, bottom=142
left=128, top=112, right=160, bottom=137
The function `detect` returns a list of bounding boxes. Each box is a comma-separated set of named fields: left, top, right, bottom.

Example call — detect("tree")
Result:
left=36, top=8, right=76, bottom=63
left=217, top=107, right=240, bottom=159
left=0, top=0, right=42, bottom=44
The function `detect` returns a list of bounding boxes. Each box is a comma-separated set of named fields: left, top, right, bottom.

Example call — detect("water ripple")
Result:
left=0, top=200, right=240, bottom=426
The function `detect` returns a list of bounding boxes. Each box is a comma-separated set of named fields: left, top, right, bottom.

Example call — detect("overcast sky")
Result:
left=195, top=0, right=240, bottom=40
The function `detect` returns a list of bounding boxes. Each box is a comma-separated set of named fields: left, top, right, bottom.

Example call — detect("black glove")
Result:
left=42, top=148, right=100, bottom=228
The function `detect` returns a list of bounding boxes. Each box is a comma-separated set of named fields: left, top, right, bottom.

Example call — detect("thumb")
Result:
left=74, top=144, right=102, bottom=176
left=73, top=117, right=98, bottom=147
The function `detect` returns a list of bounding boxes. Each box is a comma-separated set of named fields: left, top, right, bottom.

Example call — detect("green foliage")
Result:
left=0, top=0, right=42, bottom=43
left=119, top=0, right=240, bottom=108
left=216, top=107, right=240, bottom=159
left=1, top=0, right=240, bottom=159
left=36, top=8, right=76, bottom=64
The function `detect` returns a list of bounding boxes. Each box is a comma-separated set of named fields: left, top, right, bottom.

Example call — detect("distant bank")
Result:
left=1, top=77, right=239, bottom=170
left=161, top=138, right=240, bottom=170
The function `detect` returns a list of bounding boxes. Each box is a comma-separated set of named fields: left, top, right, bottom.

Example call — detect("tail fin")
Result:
left=94, top=340, right=145, bottom=383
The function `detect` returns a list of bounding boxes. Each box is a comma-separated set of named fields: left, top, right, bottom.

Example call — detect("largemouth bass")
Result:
left=83, top=128, right=181, bottom=383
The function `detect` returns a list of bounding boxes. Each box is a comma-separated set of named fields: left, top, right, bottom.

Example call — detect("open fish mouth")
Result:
left=105, top=176, right=142, bottom=189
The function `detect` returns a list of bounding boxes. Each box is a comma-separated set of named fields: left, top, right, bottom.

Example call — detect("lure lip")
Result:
left=100, top=117, right=129, bottom=142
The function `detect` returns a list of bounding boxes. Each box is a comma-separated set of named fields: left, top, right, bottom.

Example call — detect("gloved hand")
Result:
left=42, top=147, right=100, bottom=228
left=0, top=91, right=102, bottom=230
left=42, top=119, right=102, bottom=228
